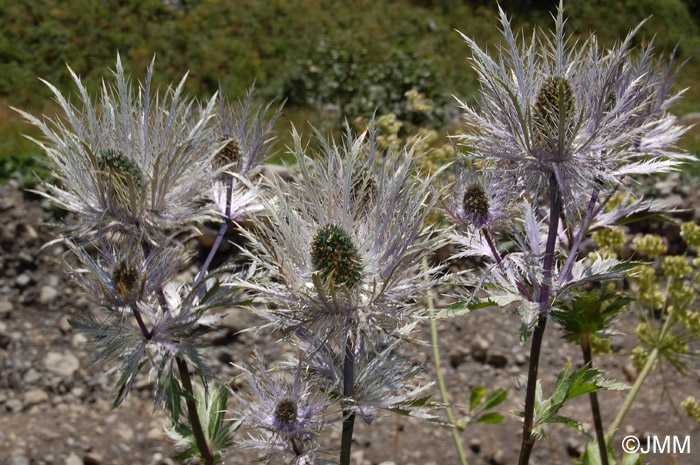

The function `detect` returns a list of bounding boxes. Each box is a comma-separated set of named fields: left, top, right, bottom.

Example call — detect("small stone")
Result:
left=6, top=398, right=23, bottom=412
left=515, top=353, right=527, bottom=365
left=0, top=301, right=12, bottom=314
left=58, top=315, right=71, bottom=334
left=23, top=368, right=40, bottom=384
left=24, top=388, right=49, bottom=407
left=83, top=452, right=102, bottom=465
left=486, top=448, right=506, bottom=465
left=486, top=353, right=508, bottom=368
left=469, top=438, right=482, bottom=453
left=71, top=333, right=87, bottom=347
left=449, top=349, right=467, bottom=368
left=566, top=437, right=583, bottom=457
left=64, top=452, right=82, bottom=465
left=44, top=351, right=80, bottom=377
left=24, top=224, right=39, bottom=244
left=471, top=336, right=489, bottom=362
left=147, top=426, right=164, bottom=440
left=15, top=274, right=31, bottom=288
left=40, top=286, right=59, bottom=304
left=9, top=456, right=30, bottom=465
left=43, top=455, right=55, bottom=464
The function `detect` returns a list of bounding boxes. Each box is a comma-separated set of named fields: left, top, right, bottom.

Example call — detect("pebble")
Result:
left=24, top=224, right=39, bottom=243
left=83, top=452, right=102, bottom=465
left=24, top=388, right=49, bottom=407
left=469, top=438, right=482, bottom=453
left=486, top=353, right=508, bottom=367
left=0, top=300, right=12, bottom=314
left=6, top=398, right=23, bottom=412
left=471, top=336, right=489, bottom=361
left=59, top=315, right=72, bottom=333
left=40, top=286, right=59, bottom=304
left=64, top=452, right=82, bottom=465
left=44, top=351, right=80, bottom=377
left=71, top=333, right=87, bottom=347
left=15, top=274, right=31, bottom=288
left=8, top=456, right=30, bottom=465
left=486, top=448, right=506, bottom=464
left=515, top=353, right=528, bottom=365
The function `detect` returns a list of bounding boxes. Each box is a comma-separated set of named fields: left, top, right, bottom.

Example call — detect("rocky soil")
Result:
left=1, top=178, right=700, bottom=465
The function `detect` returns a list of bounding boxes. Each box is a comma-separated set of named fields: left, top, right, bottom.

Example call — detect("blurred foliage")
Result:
left=2, top=0, right=700, bottom=184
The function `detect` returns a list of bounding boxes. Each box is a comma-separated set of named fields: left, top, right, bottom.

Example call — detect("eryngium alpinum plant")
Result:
left=451, top=3, right=689, bottom=465
left=16, top=57, right=277, bottom=464
left=237, top=125, right=446, bottom=464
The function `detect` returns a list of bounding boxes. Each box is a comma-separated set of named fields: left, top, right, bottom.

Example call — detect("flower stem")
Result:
left=424, top=258, right=468, bottom=465
left=176, top=357, right=214, bottom=465
left=340, top=334, right=356, bottom=465
left=518, top=172, right=561, bottom=465
left=193, top=219, right=230, bottom=289
left=606, top=310, right=673, bottom=441
left=581, top=332, right=609, bottom=465
left=132, top=306, right=151, bottom=340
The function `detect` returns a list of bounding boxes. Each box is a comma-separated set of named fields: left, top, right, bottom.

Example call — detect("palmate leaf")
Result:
left=516, top=362, right=628, bottom=438
left=458, top=386, right=508, bottom=431
left=551, top=290, right=632, bottom=344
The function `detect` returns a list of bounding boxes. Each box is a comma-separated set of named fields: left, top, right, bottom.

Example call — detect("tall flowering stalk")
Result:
left=17, top=57, right=281, bottom=464
left=238, top=125, right=446, bottom=464
left=453, top=3, right=688, bottom=464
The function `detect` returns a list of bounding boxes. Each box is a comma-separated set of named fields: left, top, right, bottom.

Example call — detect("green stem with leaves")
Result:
left=424, top=259, right=468, bottom=465
left=176, top=357, right=215, bottom=465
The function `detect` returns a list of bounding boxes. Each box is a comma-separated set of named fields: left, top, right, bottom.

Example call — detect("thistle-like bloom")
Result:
left=234, top=358, right=330, bottom=463
left=446, top=156, right=511, bottom=230
left=457, top=2, right=689, bottom=214
left=15, top=55, right=219, bottom=240
left=238, top=125, right=445, bottom=339
left=209, top=87, right=282, bottom=221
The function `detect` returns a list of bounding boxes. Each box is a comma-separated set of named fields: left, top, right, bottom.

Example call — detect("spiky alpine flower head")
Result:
left=456, top=1, right=689, bottom=216
left=234, top=358, right=330, bottom=463
left=237, top=124, right=446, bottom=339
left=15, top=54, right=219, bottom=242
left=208, top=86, right=283, bottom=221
left=447, top=155, right=511, bottom=231
left=65, top=235, right=187, bottom=310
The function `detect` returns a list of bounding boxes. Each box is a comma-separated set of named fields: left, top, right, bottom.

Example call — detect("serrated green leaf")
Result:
left=482, top=389, right=508, bottom=410
left=437, top=299, right=497, bottom=319
left=476, top=412, right=504, bottom=424
left=470, top=386, right=486, bottom=410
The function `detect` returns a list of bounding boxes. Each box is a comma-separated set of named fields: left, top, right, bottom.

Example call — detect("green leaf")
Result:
left=476, top=412, right=504, bottom=424
left=482, top=388, right=508, bottom=410
left=470, top=386, right=486, bottom=410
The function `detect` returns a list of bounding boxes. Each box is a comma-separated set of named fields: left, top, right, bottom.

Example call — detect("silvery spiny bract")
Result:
left=294, top=332, right=438, bottom=424
left=15, top=55, right=220, bottom=240
left=238, top=125, right=446, bottom=339
left=234, top=358, right=330, bottom=463
left=208, top=87, right=283, bottom=221
left=457, top=2, right=689, bottom=215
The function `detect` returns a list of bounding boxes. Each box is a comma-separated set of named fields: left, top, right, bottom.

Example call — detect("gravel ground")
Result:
left=1, top=179, right=700, bottom=465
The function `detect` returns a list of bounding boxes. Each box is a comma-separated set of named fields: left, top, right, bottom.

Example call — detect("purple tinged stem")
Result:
left=518, top=172, right=561, bottom=465
left=339, top=333, right=356, bottom=465
left=132, top=306, right=151, bottom=340
left=558, top=189, right=599, bottom=286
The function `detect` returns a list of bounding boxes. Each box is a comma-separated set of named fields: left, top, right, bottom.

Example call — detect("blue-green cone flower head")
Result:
left=310, top=224, right=363, bottom=288
left=462, top=182, right=490, bottom=220
left=213, top=136, right=242, bottom=173
left=533, top=75, right=576, bottom=149
left=274, top=396, right=298, bottom=424
left=111, top=259, right=141, bottom=300
left=97, top=149, right=144, bottom=189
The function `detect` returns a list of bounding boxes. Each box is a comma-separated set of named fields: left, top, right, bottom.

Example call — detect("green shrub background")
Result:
left=2, top=0, right=699, bottom=184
